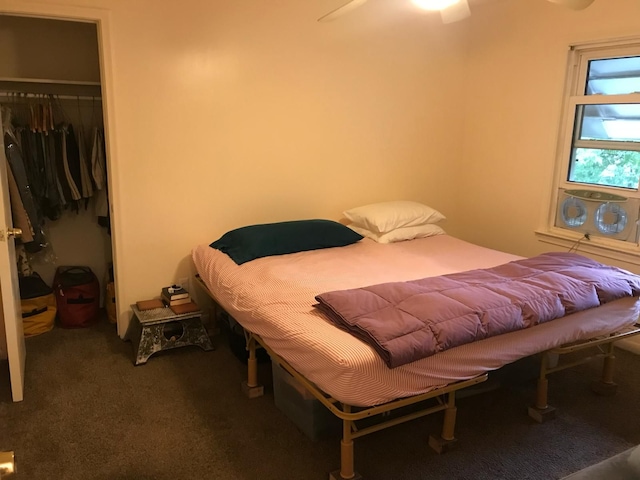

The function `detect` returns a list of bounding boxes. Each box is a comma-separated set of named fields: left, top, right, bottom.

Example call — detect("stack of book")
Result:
left=135, top=285, right=200, bottom=315
left=161, top=285, right=191, bottom=306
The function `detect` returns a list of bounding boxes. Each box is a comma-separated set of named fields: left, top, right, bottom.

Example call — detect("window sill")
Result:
left=535, top=228, right=640, bottom=267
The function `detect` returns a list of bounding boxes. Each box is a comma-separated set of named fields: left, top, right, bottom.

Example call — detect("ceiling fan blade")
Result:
left=547, top=0, right=596, bottom=10
left=318, top=0, right=369, bottom=22
left=440, top=0, right=471, bottom=23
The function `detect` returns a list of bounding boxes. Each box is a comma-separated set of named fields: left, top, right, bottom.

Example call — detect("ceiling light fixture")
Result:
left=547, top=0, right=596, bottom=10
left=318, top=0, right=597, bottom=24
left=411, top=0, right=462, bottom=11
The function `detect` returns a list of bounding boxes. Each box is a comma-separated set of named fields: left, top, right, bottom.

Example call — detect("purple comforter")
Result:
left=315, top=252, right=640, bottom=368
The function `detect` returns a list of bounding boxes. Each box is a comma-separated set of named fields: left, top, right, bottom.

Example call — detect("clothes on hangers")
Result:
left=19, top=128, right=63, bottom=221
left=77, top=128, right=94, bottom=201
left=5, top=154, right=35, bottom=244
left=3, top=128, right=47, bottom=253
left=2, top=95, right=110, bottom=249
left=91, top=127, right=109, bottom=229
left=62, top=124, right=83, bottom=204
left=91, top=127, right=106, bottom=191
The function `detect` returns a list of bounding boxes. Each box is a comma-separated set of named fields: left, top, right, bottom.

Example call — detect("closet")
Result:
left=0, top=15, right=113, bottom=311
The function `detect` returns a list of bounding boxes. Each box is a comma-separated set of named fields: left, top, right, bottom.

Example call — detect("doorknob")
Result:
left=0, top=228, right=22, bottom=241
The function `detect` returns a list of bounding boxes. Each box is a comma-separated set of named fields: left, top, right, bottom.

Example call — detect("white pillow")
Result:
left=343, top=201, right=446, bottom=234
left=349, top=224, right=445, bottom=244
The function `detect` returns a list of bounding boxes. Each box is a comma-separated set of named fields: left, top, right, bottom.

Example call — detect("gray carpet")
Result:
left=1, top=315, right=639, bottom=480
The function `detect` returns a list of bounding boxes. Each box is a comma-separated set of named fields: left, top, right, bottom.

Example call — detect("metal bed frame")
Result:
left=195, top=274, right=640, bottom=480
left=528, top=324, right=640, bottom=423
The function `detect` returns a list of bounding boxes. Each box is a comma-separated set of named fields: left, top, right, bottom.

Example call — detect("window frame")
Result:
left=561, top=44, right=640, bottom=193
left=539, top=37, right=640, bottom=262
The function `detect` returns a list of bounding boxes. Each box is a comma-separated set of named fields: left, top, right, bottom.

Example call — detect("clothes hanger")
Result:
left=48, top=95, right=54, bottom=131
left=29, top=98, right=36, bottom=133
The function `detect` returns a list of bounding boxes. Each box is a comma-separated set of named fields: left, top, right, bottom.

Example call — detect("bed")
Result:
left=192, top=230, right=640, bottom=480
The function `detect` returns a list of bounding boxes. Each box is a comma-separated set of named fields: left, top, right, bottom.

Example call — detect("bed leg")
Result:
left=528, top=352, right=556, bottom=423
left=591, top=342, right=618, bottom=396
left=329, top=405, right=362, bottom=480
left=428, top=392, right=458, bottom=453
left=241, top=335, right=264, bottom=398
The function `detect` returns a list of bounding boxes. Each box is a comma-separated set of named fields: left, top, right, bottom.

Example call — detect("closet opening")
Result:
left=0, top=14, right=117, bottom=337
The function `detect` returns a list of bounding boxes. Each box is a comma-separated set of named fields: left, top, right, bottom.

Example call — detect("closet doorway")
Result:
left=0, top=12, right=117, bottom=402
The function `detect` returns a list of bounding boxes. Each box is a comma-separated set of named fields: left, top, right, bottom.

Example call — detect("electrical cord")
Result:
left=568, top=233, right=590, bottom=253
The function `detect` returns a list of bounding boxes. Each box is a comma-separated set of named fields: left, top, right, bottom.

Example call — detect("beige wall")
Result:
left=458, top=0, right=640, bottom=267
left=3, top=0, right=639, bottom=337
left=459, top=0, right=640, bottom=350
left=1, top=1, right=469, bottom=333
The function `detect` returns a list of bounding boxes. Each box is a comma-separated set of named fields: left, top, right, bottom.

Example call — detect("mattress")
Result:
left=192, top=235, right=640, bottom=407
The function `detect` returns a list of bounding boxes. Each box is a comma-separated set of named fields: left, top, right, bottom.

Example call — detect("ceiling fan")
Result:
left=318, top=0, right=596, bottom=24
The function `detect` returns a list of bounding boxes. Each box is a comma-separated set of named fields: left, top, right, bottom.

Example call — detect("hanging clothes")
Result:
left=18, top=129, right=46, bottom=202
left=77, top=127, right=94, bottom=202
left=61, top=124, right=83, bottom=204
left=19, top=127, right=63, bottom=221
left=91, top=127, right=110, bottom=234
left=3, top=128, right=47, bottom=253
left=42, top=129, right=63, bottom=221
left=92, top=128, right=108, bottom=218
left=91, top=127, right=106, bottom=191
left=53, top=128, right=73, bottom=207
left=5, top=155, right=35, bottom=244
left=2, top=96, right=110, bottom=241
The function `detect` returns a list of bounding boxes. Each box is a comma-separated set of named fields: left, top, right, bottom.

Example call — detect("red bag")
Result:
left=54, top=266, right=100, bottom=328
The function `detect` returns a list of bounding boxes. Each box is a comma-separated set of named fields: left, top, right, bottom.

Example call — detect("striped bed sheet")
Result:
left=192, top=235, right=640, bottom=407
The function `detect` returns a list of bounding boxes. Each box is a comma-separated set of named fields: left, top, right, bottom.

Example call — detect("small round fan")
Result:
left=560, top=197, right=587, bottom=228
left=594, top=202, right=628, bottom=235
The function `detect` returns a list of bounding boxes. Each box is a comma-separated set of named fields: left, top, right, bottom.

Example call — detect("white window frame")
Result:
left=537, top=37, right=640, bottom=264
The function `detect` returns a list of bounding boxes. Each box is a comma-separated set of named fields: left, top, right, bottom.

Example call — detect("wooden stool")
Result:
left=126, top=304, right=213, bottom=365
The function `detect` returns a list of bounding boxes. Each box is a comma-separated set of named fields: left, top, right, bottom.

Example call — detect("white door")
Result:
left=0, top=119, right=26, bottom=402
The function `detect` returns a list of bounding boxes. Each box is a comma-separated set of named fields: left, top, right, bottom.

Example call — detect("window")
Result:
left=547, top=39, right=640, bottom=252
left=567, top=54, right=640, bottom=189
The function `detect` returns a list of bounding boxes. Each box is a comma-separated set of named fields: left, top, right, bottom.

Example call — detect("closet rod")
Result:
left=0, top=92, right=102, bottom=101
left=0, top=78, right=101, bottom=98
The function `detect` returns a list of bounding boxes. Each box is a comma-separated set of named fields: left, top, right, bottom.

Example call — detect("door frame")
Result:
left=0, top=2, right=125, bottom=336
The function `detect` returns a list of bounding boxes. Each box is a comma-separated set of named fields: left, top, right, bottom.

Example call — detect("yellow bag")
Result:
left=21, top=293, right=56, bottom=337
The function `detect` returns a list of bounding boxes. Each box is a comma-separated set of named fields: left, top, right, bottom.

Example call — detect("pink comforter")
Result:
left=315, top=252, right=640, bottom=368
